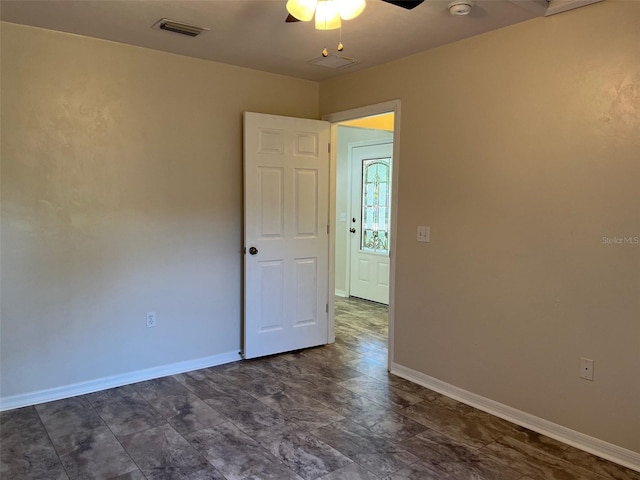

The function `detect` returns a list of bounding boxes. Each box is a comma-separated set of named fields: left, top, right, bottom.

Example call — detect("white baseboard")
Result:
left=0, top=351, right=241, bottom=412
left=390, top=362, right=640, bottom=473
left=334, top=289, right=348, bottom=298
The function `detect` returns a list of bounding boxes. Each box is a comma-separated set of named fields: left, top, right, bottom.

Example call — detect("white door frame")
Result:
left=323, top=100, right=401, bottom=368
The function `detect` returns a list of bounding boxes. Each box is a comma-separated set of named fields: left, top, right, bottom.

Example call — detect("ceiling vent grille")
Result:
left=152, top=18, right=209, bottom=37
left=308, top=54, right=356, bottom=69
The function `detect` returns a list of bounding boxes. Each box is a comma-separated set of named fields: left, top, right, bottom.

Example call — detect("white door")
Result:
left=349, top=142, right=393, bottom=305
left=244, top=112, right=330, bottom=359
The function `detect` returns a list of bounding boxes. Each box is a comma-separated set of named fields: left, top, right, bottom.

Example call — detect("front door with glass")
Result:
left=349, top=141, right=393, bottom=304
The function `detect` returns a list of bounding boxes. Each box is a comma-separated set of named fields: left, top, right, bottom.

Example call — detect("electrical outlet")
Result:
left=146, top=312, right=157, bottom=328
left=580, top=357, right=594, bottom=381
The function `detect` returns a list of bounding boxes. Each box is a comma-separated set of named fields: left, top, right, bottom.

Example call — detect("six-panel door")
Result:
left=244, top=112, right=330, bottom=359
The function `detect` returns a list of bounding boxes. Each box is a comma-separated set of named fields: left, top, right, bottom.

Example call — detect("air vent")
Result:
left=152, top=18, right=209, bottom=37
left=309, top=54, right=356, bottom=69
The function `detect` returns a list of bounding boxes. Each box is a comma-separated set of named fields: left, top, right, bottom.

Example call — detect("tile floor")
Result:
left=1, top=297, right=638, bottom=480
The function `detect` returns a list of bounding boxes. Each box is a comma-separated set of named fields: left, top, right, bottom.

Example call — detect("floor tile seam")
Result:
left=404, top=422, right=490, bottom=453
left=436, top=443, right=529, bottom=479
left=333, top=382, right=389, bottom=408
left=337, top=383, right=409, bottom=412
left=92, top=399, right=155, bottom=480
left=122, top=383, right=174, bottom=423
left=395, top=458, right=453, bottom=480
left=324, top=427, right=422, bottom=460
left=171, top=373, right=220, bottom=399
left=356, top=351, right=389, bottom=364
left=340, top=327, right=388, bottom=337
left=484, top=435, right=620, bottom=480
left=221, top=397, right=289, bottom=428
left=483, top=432, right=545, bottom=458
left=476, top=438, right=568, bottom=478
left=343, top=373, right=423, bottom=407
left=214, top=364, right=283, bottom=382
left=270, top=384, right=344, bottom=414
left=32, top=409, right=72, bottom=480
left=151, top=422, right=230, bottom=480
left=485, top=429, right=581, bottom=464
left=36, top=399, right=108, bottom=480
left=335, top=323, right=386, bottom=334
left=250, top=423, right=350, bottom=480
left=181, top=424, right=295, bottom=480
left=343, top=459, right=386, bottom=479
left=219, top=374, right=288, bottom=401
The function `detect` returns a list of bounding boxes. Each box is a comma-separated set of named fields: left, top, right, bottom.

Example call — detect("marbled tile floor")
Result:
left=2, top=297, right=638, bottom=480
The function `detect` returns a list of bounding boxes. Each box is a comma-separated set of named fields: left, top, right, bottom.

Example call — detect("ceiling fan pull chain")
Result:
left=322, top=21, right=329, bottom=56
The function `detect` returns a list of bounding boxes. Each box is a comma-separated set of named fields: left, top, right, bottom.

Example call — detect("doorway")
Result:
left=324, top=100, right=400, bottom=366
left=333, top=115, right=394, bottom=304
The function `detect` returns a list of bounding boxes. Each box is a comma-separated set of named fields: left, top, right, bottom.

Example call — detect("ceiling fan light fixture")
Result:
left=315, top=0, right=342, bottom=30
left=339, top=0, right=366, bottom=20
left=448, top=0, right=473, bottom=16
left=286, top=0, right=317, bottom=22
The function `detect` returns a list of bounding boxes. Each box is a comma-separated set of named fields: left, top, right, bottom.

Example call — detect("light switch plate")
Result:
left=417, top=226, right=430, bottom=243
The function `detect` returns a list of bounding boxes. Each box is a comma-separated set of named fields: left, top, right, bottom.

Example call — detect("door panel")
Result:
left=295, top=169, right=318, bottom=236
left=244, top=112, right=330, bottom=359
left=258, top=261, right=284, bottom=332
left=259, top=167, right=284, bottom=237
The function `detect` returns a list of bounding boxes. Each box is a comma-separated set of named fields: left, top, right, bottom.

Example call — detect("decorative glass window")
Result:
left=360, top=157, right=391, bottom=254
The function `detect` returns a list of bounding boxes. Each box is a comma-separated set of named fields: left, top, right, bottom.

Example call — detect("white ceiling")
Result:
left=1, top=0, right=551, bottom=81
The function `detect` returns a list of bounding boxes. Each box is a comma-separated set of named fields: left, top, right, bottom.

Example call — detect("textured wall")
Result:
left=1, top=22, right=318, bottom=398
left=321, top=1, right=640, bottom=452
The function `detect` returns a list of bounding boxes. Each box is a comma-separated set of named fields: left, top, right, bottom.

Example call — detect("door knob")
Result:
left=350, top=228, right=356, bottom=233
left=249, top=246, right=258, bottom=255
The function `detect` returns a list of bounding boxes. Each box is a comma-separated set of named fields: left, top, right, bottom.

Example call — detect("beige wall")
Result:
left=321, top=1, right=640, bottom=453
left=0, top=22, right=318, bottom=398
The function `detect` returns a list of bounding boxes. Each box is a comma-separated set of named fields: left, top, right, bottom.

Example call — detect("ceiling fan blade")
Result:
left=381, top=0, right=425, bottom=9
left=286, top=13, right=301, bottom=22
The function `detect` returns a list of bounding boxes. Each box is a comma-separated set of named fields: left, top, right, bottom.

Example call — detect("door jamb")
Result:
left=322, top=99, right=401, bottom=369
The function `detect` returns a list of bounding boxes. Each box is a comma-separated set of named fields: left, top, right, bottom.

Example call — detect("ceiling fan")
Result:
left=285, top=0, right=425, bottom=27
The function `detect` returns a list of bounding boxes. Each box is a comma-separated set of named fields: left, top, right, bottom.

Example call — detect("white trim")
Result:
left=334, top=289, right=348, bottom=297
left=323, top=99, right=401, bottom=369
left=390, top=362, right=640, bottom=473
left=0, top=351, right=241, bottom=412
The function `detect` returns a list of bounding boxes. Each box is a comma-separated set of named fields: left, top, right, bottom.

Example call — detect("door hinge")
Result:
left=327, top=224, right=330, bottom=235
left=326, top=303, right=329, bottom=313
left=328, top=143, right=331, bottom=153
